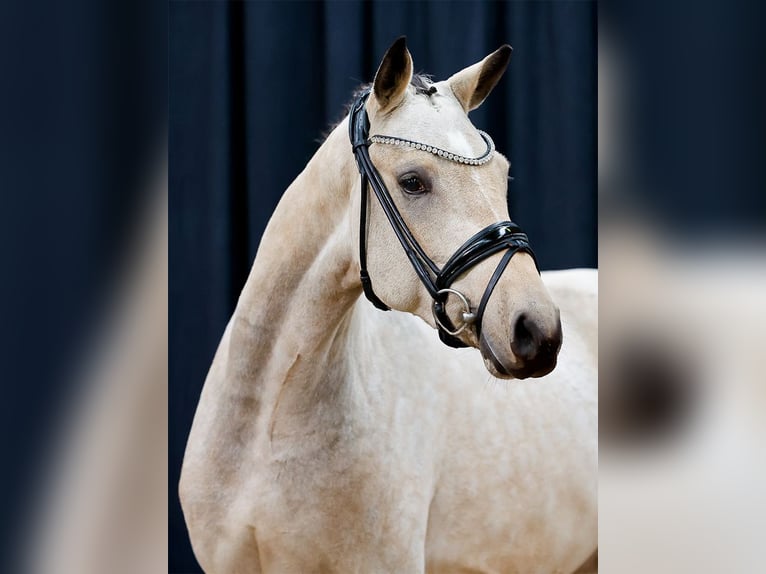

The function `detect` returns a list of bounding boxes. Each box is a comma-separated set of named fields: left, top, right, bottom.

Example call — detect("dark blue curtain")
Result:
left=0, top=0, right=165, bottom=568
left=170, top=2, right=595, bottom=571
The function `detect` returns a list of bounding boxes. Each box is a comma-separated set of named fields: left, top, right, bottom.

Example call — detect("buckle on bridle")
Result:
left=432, top=288, right=476, bottom=336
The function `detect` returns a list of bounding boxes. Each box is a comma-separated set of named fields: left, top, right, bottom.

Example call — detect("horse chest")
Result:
left=243, top=338, right=594, bottom=572
left=244, top=394, right=438, bottom=572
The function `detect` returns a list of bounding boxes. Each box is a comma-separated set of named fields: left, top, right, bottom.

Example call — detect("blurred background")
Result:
left=170, top=2, right=595, bottom=572
left=0, top=0, right=167, bottom=572
left=599, top=1, right=766, bottom=572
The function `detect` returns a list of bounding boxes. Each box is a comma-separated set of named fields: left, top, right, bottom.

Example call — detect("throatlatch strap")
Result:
left=358, top=172, right=390, bottom=311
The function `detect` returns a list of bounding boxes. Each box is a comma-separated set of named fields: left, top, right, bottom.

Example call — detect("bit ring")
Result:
left=432, top=288, right=476, bottom=336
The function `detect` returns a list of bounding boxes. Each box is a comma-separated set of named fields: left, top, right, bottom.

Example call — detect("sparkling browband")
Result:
left=369, top=130, right=495, bottom=166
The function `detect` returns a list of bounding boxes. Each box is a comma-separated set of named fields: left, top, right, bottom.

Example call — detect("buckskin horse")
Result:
left=180, top=37, right=597, bottom=573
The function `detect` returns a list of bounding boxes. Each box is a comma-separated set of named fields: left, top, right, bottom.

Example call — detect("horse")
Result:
left=179, top=37, right=597, bottom=573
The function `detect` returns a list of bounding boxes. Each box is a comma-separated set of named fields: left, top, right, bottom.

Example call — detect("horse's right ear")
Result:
left=373, top=36, right=413, bottom=113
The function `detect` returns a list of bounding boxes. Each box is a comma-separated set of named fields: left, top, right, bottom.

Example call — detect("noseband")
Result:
left=349, top=89, right=538, bottom=348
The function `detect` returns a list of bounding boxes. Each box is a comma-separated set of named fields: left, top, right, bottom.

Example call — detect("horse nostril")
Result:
left=511, top=313, right=540, bottom=361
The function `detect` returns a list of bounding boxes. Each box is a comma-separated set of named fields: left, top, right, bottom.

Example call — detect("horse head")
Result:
left=356, top=37, right=562, bottom=379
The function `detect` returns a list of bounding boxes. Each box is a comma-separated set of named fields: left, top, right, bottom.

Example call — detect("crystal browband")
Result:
left=369, top=130, right=495, bottom=166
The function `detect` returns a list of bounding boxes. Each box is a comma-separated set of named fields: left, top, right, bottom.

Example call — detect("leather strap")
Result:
left=358, top=171, right=390, bottom=310
left=436, top=221, right=530, bottom=290
left=350, top=93, right=440, bottom=299
left=474, top=246, right=536, bottom=339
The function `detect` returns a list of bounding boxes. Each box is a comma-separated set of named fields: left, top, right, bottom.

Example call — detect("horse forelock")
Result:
left=410, top=73, right=435, bottom=95
left=319, top=75, right=438, bottom=143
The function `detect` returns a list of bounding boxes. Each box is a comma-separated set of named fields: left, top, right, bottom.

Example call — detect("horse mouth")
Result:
left=479, top=335, right=558, bottom=380
left=479, top=336, right=514, bottom=379
left=508, top=360, right=558, bottom=380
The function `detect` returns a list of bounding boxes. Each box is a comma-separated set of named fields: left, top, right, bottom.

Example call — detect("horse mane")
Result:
left=318, top=74, right=436, bottom=143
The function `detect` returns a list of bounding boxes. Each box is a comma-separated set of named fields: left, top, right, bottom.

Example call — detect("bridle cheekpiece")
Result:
left=349, top=88, right=538, bottom=349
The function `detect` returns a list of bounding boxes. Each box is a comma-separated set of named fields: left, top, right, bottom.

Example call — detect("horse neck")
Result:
left=228, top=118, right=361, bottom=383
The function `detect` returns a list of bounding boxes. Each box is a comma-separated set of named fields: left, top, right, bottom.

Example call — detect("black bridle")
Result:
left=349, top=89, right=538, bottom=348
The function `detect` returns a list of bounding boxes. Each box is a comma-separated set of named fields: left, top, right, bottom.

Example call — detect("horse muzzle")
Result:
left=480, top=307, right=562, bottom=379
left=508, top=311, right=562, bottom=378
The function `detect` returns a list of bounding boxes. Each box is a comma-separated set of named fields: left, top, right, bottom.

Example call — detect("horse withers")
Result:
left=180, top=37, right=597, bottom=573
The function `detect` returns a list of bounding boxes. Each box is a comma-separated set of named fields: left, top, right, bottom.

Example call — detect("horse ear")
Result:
left=373, top=36, right=413, bottom=113
left=448, top=45, right=512, bottom=112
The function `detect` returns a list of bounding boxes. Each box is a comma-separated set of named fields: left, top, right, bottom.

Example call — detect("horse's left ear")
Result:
left=448, top=45, right=512, bottom=112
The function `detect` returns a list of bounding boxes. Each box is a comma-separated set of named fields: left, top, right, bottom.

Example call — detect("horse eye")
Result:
left=399, top=174, right=428, bottom=195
